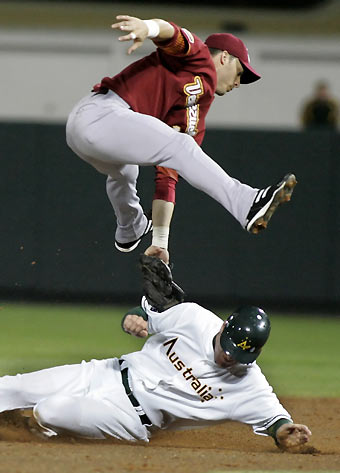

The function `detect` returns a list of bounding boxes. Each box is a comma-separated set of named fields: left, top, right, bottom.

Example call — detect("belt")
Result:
left=119, top=360, right=152, bottom=426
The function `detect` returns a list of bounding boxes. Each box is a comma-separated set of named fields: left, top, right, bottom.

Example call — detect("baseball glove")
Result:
left=139, top=254, right=185, bottom=311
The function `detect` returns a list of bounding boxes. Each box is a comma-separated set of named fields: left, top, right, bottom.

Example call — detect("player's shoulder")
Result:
left=179, top=302, right=223, bottom=328
left=182, top=27, right=210, bottom=56
left=168, top=22, right=210, bottom=57
left=141, top=298, right=220, bottom=323
left=180, top=27, right=198, bottom=47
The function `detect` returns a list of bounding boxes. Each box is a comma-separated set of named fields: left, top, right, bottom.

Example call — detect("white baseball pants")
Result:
left=0, top=358, right=149, bottom=441
left=66, top=91, right=257, bottom=243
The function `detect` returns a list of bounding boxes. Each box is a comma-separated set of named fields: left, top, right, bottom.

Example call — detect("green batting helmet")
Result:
left=220, top=306, right=270, bottom=364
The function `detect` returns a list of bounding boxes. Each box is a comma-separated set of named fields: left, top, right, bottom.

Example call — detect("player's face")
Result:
left=214, top=324, right=239, bottom=369
left=215, top=56, right=244, bottom=96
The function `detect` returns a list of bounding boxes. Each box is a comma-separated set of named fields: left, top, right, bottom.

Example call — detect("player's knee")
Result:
left=34, top=395, right=73, bottom=429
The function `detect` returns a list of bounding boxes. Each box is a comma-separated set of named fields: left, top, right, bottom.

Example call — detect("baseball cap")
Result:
left=205, top=33, right=261, bottom=84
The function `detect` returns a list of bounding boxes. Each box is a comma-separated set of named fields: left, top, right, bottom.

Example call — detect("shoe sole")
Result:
left=115, top=219, right=153, bottom=253
left=115, top=238, right=142, bottom=253
left=247, top=174, right=297, bottom=234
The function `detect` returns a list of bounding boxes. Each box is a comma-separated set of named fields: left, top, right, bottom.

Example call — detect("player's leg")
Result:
left=32, top=358, right=149, bottom=441
left=158, top=135, right=296, bottom=233
left=106, top=167, right=152, bottom=251
left=67, top=104, right=152, bottom=250
left=66, top=91, right=294, bottom=230
left=66, top=92, right=254, bottom=227
left=33, top=394, right=148, bottom=441
left=0, top=361, right=92, bottom=413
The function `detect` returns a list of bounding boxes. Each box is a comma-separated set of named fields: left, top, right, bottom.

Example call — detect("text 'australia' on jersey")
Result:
left=96, top=23, right=217, bottom=146
left=122, top=300, right=292, bottom=433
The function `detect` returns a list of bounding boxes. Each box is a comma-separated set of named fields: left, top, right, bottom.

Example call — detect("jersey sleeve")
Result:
left=230, top=365, right=292, bottom=436
left=153, top=166, right=179, bottom=203
left=154, top=22, right=205, bottom=59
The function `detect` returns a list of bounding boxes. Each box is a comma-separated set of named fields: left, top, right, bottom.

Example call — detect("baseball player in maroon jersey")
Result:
left=66, top=15, right=297, bottom=263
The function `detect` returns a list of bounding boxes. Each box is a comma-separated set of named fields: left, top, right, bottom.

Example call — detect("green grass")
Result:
left=0, top=302, right=145, bottom=374
left=0, top=302, right=339, bottom=397
left=259, top=314, right=340, bottom=397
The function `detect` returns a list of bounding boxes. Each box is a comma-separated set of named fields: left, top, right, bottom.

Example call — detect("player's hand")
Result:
left=276, top=423, right=312, bottom=449
left=112, top=15, right=148, bottom=54
left=123, top=314, right=148, bottom=338
left=144, top=245, right=170, bottom=264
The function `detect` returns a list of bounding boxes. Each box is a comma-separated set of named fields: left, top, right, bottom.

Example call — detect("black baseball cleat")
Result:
left=245, top=173, right=297, bottom=234
left=115, top=217, right=153, bottom=253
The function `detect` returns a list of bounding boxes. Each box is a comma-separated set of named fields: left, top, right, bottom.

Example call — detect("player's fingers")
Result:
left=287, top=426, right=311, bottom=446
left=124, top=315, right=148, bottom=334
left=144, top=246, right=170, bottom=264
left=136, top=329, right=148, bottom=338
left=299, top=425, right=312, bottom=436
left=123, top=314, right=141, bottom=330
left=116, top=15, right=136, bottom=21
left=291, top=424, right=312, bottom=437
left=112, top=21, right=134, bottom=32
left=118, top=32, right=137, bottom=42
left=112, top=14, right=138, bottom=29
left=127, top=40, right=143, bottom=55
left=111, top=21, right=130, bottom=30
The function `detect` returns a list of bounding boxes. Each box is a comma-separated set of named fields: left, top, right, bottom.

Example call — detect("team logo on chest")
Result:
left=183, top=76, right=204, bottom=137
left=163, top=337, right=214, bottom=402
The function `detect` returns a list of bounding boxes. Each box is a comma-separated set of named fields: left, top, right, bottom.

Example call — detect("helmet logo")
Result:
left=237, top=338, right=251, bottom=351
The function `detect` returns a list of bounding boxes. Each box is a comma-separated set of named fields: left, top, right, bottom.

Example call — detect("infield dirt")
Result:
left=0, top=398, right=339, bottom=473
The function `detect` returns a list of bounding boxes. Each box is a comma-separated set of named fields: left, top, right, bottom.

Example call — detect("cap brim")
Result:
left=240, top=61, right=261, bottom=84
left=220, top=334, right=260, bottom=364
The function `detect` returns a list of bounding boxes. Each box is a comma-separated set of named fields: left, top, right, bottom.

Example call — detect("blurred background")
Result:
left=1, top=0, right=340, bottom=313
left=0, top=1, right=339, bottom=401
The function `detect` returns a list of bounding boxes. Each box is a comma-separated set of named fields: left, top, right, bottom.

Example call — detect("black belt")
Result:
left=119, top=360, right=152, bottom=426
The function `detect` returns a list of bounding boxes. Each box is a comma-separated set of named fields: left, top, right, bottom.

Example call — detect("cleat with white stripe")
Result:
left=115, top=215, right=153, bottom=253
left=245, top=173, right=297, bottom=234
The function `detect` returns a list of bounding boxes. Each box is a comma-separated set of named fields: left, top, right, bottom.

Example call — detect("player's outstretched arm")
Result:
left=144, top=199, right=174, bottom=264
left=112, top=15, right=175, bottom=55
left=276, top=423, right=312, bottom=449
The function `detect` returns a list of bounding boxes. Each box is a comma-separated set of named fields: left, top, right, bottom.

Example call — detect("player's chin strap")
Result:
left=139, top=254, right=185, bottom=312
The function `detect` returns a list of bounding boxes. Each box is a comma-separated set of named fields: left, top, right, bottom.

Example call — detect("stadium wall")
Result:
left=1, top=122, right=339, bottom=311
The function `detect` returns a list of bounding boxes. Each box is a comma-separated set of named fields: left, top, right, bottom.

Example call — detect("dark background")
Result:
left=1, top=122, right=339, bottom=312
left=16, top=0, right=329, bottom=8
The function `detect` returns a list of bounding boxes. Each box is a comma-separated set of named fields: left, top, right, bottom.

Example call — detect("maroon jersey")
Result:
left=94, top=23, right=217, bottom=203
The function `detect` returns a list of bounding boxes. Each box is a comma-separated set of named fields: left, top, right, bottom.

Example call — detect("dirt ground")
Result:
left=0, top=398, right=339, bottom=473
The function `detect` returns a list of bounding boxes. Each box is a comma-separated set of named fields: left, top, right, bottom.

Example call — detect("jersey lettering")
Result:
left=162, top=338, right=214, bottom=402
left=174, top=359, right=185, bottom=371
left=183, top=76, right=204, bottom=137
left=163, top=337, right=178, bottom=356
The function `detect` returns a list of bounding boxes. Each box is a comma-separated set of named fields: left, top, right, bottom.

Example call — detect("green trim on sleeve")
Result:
left=121, top=306, right=148, bottom=333
left=267, top=418, right=293, bottom=446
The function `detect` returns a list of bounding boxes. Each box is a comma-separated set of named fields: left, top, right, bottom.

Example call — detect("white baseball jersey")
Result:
left=124, top=298, right=291, bottom=435
left=0, top=299, right=291, bottom=442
